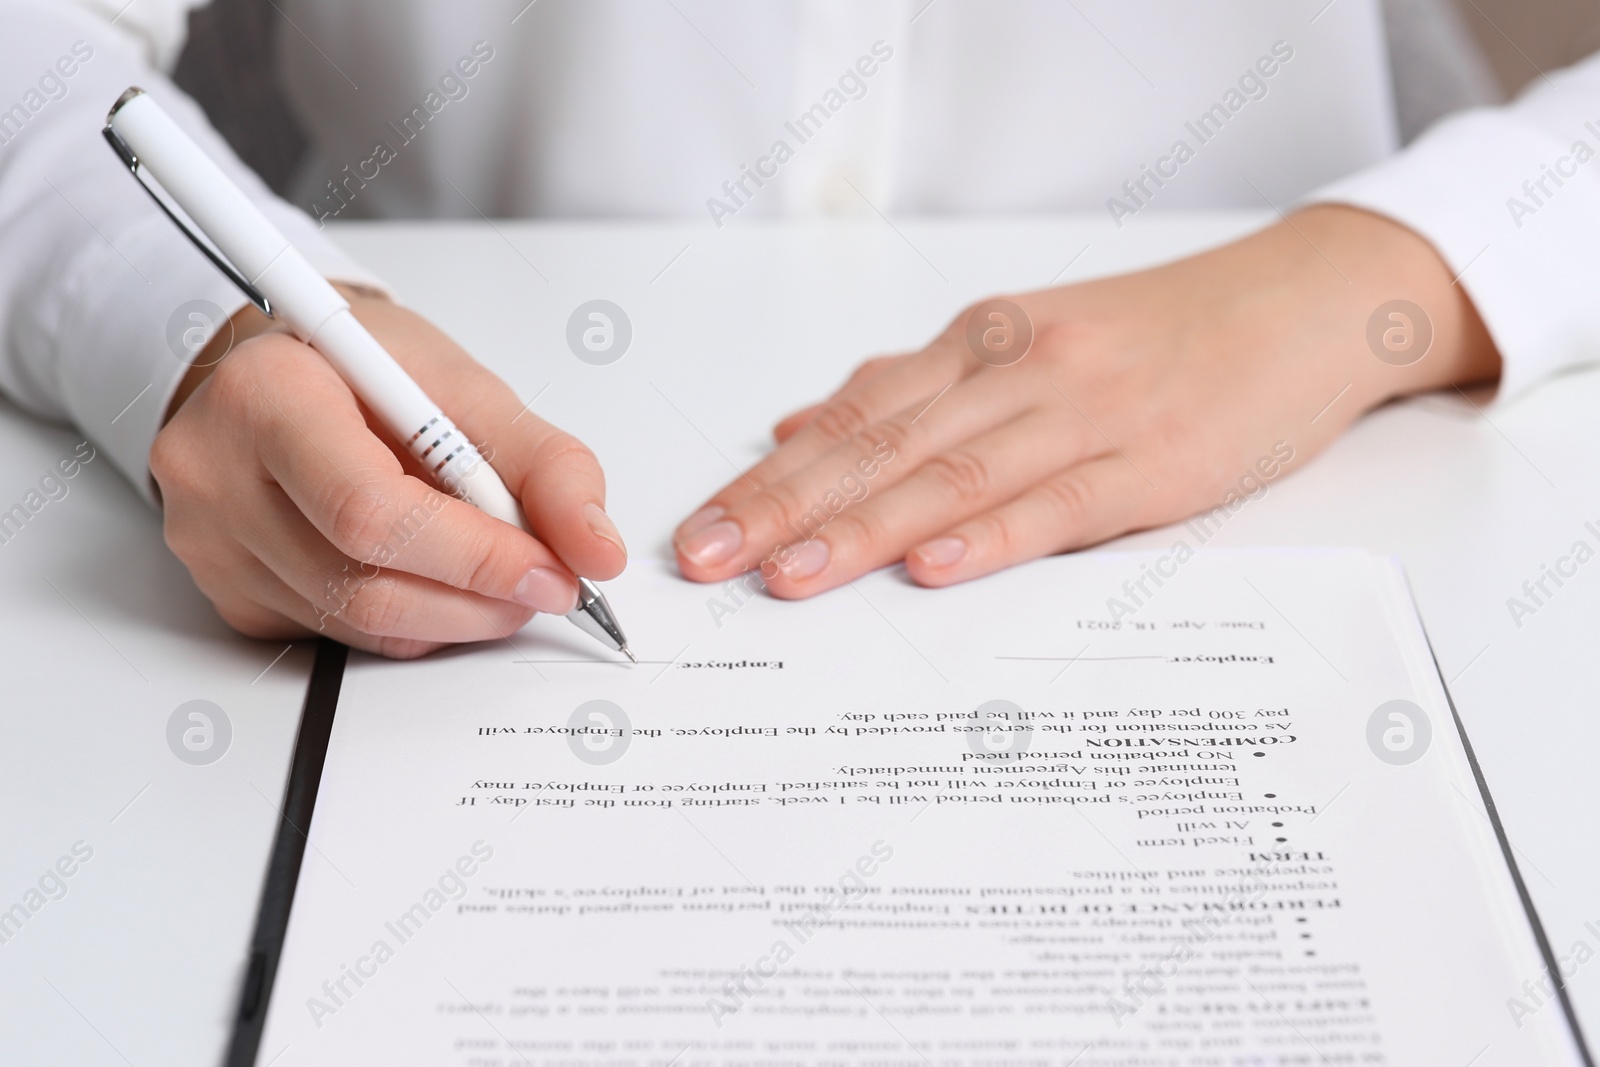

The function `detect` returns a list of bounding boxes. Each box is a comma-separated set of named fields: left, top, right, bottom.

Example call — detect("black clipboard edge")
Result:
left=1411, top=596, right=1595, bottom=1065
left=225, top=638, right=348, bottom=1067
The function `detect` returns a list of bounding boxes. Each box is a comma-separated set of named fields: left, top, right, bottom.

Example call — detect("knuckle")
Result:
left=326, top=483, right=394, bottom=560
left=1031, top=318, right=1089, bottom=357
left=1037, top=472, right=1096, bottom=532
left=1034, top=311, right=1108, bottom=369
left=920, top=450, right=993, bottom=507
left=970, top=511, right=1019, bottom=560
left=1147, top=419, right=1195, bottom=468
left=343, top=576, right=408, bottom=636
left=748, top=479, right=808, bottom=536
left=806, top=396, right=873, bottom=445
left=148, top=426, right=200, bottom=499
left=462, top=529, right=515, bottom=594
left=858, top=415, right=914, bottom=463
left=532, top=430, right=597, bottom=472
left=829, top=506, right=889, bottom=553
left=214, top=601, right=291, bottom=640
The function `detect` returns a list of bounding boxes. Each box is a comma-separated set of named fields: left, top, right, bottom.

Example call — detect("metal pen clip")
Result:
left=102, top=87, right=272, bottom=317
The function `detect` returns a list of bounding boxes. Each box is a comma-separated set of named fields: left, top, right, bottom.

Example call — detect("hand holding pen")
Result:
left=106, top=89, right=632, bottom=659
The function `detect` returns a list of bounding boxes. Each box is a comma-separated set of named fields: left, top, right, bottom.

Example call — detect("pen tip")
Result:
left=622, top=646, right=638, bottom=663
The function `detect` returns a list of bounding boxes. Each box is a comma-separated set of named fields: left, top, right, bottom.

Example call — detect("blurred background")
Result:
left=1456, top=0, right=1600, bottom=91
left=172, top=0, right=1600, bottom=206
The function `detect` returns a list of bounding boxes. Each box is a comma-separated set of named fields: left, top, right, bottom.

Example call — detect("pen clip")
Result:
left=101, top=111, right=272, bottom=318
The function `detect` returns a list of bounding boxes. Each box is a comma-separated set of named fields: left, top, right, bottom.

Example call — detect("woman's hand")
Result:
left=673, top=205, right=1500, bottom=595
left=153, top=289, right=626, bottom=658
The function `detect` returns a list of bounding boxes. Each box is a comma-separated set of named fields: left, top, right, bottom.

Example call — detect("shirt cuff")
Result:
left=52, top=206, right=389, bottom=506
left=1303, top=107, right=1600, bottom=405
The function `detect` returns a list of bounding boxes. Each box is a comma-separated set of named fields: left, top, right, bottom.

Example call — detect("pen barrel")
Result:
left=439, top=444, right=530, bottom=532
left=309, top=312, right=531, bottom=532
left=306, top=310, right=437, bottom=435
left=109, top=93, right=344, bottom=328
left=403, top=411, right=527, bottom=531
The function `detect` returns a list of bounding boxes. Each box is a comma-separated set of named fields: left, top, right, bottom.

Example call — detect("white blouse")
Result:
left=1, top=0, right=1595, bottom=498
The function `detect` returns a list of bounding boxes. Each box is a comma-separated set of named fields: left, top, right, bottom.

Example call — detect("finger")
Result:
left=245, top=343, right=584, bottom=615
left=239, top=484, right=538, bottom=643
left=203, top=583, right=304, bottom=642
left=385, top=331, right=625, bottom=582
left=773, top=355, right=909, bottom=441
left=676, top=342, right=969, bottom=538
left=756, top=413, right=1090, bottom=597
left=499, top=417, right=625, bottom=582
left=204, top=556, right=450, bottom=660
left=773, top=403, right=823, bottom=443
left=302, top=571, right=534, bottom=648
left=677, top=370, right=1052, bottom=583
left=904, top=454, right=1158, bottom=587
left=428, top=378, right=624, bottom=582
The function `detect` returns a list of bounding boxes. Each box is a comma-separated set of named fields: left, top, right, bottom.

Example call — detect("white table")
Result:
left=3, top=214, right=1596, bottom=1064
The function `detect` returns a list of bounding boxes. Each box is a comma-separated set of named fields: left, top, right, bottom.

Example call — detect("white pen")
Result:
left=104, top=87, right=633, bottom=660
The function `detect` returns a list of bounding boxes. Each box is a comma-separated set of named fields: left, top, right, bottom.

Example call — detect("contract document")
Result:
left=249, top=548, right=1586, bottom=1066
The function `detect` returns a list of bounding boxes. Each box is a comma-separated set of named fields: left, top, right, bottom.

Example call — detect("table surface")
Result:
left=3, top=213, right=1596, bottom=1065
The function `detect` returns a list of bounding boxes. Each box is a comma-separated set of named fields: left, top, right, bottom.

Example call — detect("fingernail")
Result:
left=513, top=567, right=579, bottom=614
left=677, top=504, right=725, bottom=540
left=913, top=536, right=968, bottom=569
left=779, top=538, right=830, bottom=580
left=679, top=520, right=743, bottom=567
left=583, top=502, right=627, bottom=555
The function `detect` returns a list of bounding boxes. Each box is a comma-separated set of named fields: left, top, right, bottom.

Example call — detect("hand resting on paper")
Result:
left=673, top=206, right=1501, bottom=596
